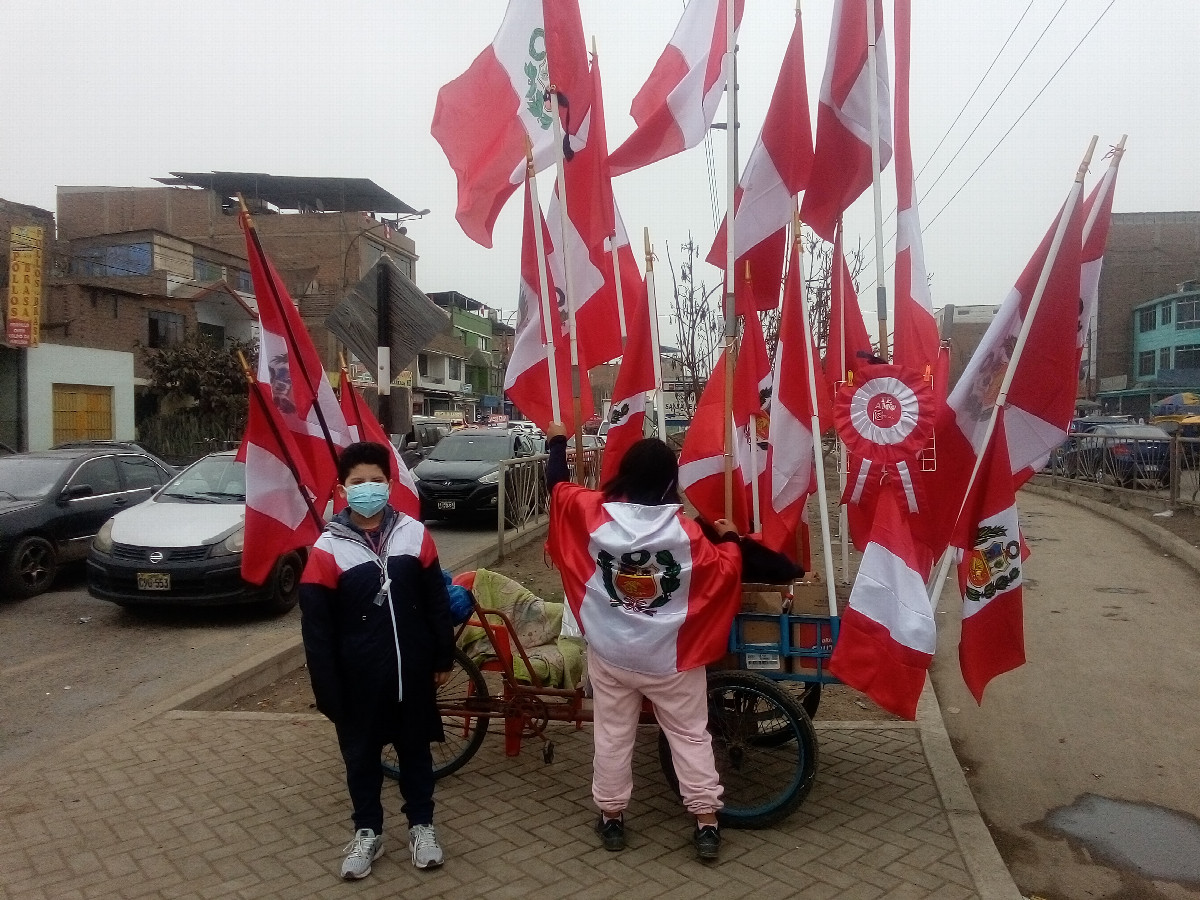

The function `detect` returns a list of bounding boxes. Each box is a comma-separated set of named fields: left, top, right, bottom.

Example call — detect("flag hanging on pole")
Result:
left=607, top=0, right=745, bottom=177
left=241, top=381, right=324, bottom=586
left=799, top=0, right=893, bottom=243
left=706, top=9, right=814, bottom=314
left=241, top=211, right=351, bottom=512
left=431, top=0, right=591, bottom=247
left=1078, top=142, right=1124, bottom=373
left=600, top=273, right=655, bottom=486
left=822, top=224, right=875, bottom=396
left=335, top=374, right=421, bottom=520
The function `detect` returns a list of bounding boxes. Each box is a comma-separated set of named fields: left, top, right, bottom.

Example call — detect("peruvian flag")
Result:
left=762, top=243, right=833, bottom=565
left=431, top=0, right=590, bottom=247
left=955, top=416, right=1026, bottom=704
left=890, top=0, right=944, bottom=396
left=504, top=175, right=592, bottom=434
left=706, top=9, right=814, bottom=314
left=800, top=0, right=893, bottom=242
left=1079, top=146, right=1122, bottom=368
left=599, top=274, right=655, bottom=486
left=546, top=482, right=743, bottom=675
left=334, top=375, right=420, bottom=520
left=607, top=0, right=745, bottom=177
left=828, top=484, right=937, bottom=720
left=242, top=212, right=351, bottom=512
left=242, top=382, right=324, bottom=586
left=822, top=224, right=875, bottom=396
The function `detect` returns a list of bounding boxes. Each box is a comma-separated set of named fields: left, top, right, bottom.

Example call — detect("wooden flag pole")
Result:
left=644, top=229, right=668, bottom=439
left=721, top=0, right=740, bottom=520
left=834, top=217, right=851, bottom=584
left=593, top=37, right=629, bottom=354
left=523, top=141, right=563, bottom=431
left=864, top=0, right=889, bottom=362
left=744, top=261, right=762, bottom=534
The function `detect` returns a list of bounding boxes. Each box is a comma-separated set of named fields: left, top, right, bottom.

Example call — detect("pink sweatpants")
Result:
left=588, top=652, right=723, bottom=816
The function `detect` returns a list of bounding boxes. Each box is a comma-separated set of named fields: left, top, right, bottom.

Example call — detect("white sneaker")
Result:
left=340, top=828, right=383, bottom=880
left=409, top=824, right=444, bottom=869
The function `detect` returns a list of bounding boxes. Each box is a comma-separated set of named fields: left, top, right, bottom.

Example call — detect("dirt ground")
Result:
left=228, top=532, right=896, bottom=722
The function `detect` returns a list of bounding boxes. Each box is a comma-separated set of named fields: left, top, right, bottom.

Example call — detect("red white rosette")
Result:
left=834, top=364, right=934, bottom=464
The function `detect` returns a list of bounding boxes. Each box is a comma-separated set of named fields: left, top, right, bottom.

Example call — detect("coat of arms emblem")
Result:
left=597, top=549, right=682, bottom=616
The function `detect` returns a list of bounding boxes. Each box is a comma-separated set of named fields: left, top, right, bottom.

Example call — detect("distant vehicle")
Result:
left=87, top=452, right=303, bottom=614
left=400, top=417, right=452, bottom=470
left=1059, top=424, right=1171, bottom=487
left=1068, top=415, right=1134, bottom=434
left=51, top=440, right=175, bottom=474
left=413, top=428, right=539, bottom=523
left=0, top=447, right=174, bottom=599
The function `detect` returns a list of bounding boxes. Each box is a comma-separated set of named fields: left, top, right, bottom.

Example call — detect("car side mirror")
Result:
left=59, top=484, right=93, bottom=502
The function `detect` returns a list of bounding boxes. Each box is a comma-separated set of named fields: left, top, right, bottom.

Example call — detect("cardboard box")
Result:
left=740, top=587, right=787, bottom=614
left=738, top=617, right=786, bottom=672
left=789, top=574, right=843, bottom=617
left=788, top=618, right=836, bottom=677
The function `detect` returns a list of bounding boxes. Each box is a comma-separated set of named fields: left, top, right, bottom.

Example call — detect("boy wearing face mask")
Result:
left=299, top=441, right=455, bottom=881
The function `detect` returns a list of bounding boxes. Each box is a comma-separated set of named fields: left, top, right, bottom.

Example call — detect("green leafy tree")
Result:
left=142, top=335, right=257, bottom=417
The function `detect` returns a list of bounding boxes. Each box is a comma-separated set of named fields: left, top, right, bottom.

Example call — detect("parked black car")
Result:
left=413, top=428, right=539, bottom=522
left=1059, top=424, right=1171, bottom=487
left=0, top=447, right=175, bottom=598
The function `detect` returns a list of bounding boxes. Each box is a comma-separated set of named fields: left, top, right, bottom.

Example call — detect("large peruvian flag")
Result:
left=706, top=9, right=813, bottom=314
left=431, top=0, right=590, bottom=247
left=828, top=484, right=937, bottom=720
left=762, top=244, right=832, bottom=566
left=599, top=273, right=655, bottom=487
left=242, top=382, right=324, bottom=586
left=608, top=0, right=744, bottom=177
left=890, top=0, right=944, bottom=397
left=504, top=176, right=592, bottom=434
left=799, top=0, right=893, bottom=242
left=822, top=224, right=875, bottom=396
left=546, top=481, right=742, bottom=675
left=335, top=376, right=420, bottom=520
left=955, top=416, right=1026, bottom=704
left=242, top=212, right=351, bottom=512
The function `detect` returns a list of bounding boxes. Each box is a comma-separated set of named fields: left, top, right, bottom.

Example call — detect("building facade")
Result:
left=1103, top=280, right=1200, bottom=416
left=935, top=303, right=1000, bottom=391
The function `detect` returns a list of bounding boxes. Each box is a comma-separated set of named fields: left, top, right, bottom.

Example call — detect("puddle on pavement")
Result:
left=1043, top=793, right=1200, bottom=885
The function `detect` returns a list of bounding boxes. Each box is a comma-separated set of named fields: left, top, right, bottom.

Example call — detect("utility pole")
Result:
left=376, top=260, right=392, bottom=437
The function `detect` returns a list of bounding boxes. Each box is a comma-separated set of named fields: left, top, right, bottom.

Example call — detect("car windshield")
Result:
left=1097, top=426, right=1169, bottom=440
left=0, top=456, right=72, bottom=500
left=429, top=434, right=513, bottom=462
left=567, top=435, right=600, bottom=448
left=159, top=456, right=246, bottom=503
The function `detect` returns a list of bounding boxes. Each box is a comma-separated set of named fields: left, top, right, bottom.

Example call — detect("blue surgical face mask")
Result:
left=345, top=481, right=390, bottom=517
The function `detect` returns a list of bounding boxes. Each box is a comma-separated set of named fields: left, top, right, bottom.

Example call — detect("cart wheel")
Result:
left=658, top=670, right=818, bottom=829
left=756, top=681, right=821, bottom=741
left=383, top=647, right=490, bottom=781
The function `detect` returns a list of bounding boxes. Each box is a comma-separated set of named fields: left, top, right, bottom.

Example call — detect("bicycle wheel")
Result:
left=383, top=647, right=490, bottom=781
left=658, top=670, right=818, bottom=829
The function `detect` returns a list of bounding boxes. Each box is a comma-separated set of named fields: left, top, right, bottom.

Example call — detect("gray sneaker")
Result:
left=409, top=824, right=444, bottom=869
left=340, top=828, right=383, bottom=880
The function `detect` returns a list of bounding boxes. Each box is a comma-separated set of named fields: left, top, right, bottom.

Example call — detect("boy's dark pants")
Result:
left=335, top=698, right=434, bottom=834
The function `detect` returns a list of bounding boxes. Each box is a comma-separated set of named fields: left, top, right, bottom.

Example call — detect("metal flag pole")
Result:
left=721, top=0, right=740, bottom=520
left=644, top=228, right=668, bottom=439
left=524, top=142, right=563, bottom=429
left=864, top=0, right=890, bottom=362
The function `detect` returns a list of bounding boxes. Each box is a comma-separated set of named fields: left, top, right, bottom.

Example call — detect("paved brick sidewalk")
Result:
left=0, top=703, right=1004, bottom=900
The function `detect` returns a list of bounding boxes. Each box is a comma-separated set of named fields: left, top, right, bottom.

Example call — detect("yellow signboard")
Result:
left=6, top=225, right=44, bottom=347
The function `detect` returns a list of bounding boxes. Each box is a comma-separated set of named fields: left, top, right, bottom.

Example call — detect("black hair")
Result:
left=603, top=438, right=679, bottom=505
left=336, top=441, right=392, bottom=483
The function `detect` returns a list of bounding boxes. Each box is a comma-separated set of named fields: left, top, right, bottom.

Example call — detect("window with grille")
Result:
left=1137, top=351, right=1155, bottom=377
left=1175, top=345, right=1200, bottom=370
left=1137, top=307, right=1156, bottom=332
left=1177, top=299, right=1200, bottom=330
left=148, top=310, right=185, bottom=348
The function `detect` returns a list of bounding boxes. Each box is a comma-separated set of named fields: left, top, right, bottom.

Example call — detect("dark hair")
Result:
left=336, top=441, right=392, bottom=483
left=603, top=438, right=679, bottom=505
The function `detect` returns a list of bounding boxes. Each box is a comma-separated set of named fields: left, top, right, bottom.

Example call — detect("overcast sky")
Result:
left=2, top=1, right=1196, bottom=341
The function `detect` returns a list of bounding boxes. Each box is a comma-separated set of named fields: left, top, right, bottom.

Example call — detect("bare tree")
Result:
left=665, top=234, right=723, bottom=419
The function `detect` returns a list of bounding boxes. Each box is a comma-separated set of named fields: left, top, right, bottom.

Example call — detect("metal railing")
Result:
left=1043, top=434, right=1200, bottom=513
left=496, top=446, right=604, bottom=556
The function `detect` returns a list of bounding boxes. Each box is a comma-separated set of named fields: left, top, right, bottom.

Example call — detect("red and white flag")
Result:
left=431, top=0, right=590, bottom=247
left=822, top=224, right=875, bottom=396
left=335, top=375, right=420, bottom=520
left=242, top=382, right=324, bottom=586
left=890, top=0, right=943, bottom=394
left=762, top=244, right=832, bottom=565
left=955, top=416, right=1026, bottom=704
left=546, top=482, right=742, bottom=675
left=504, top=176, right=592, bottom=434
left=1078, top=146, right=1122, bottom=371
left=608, top=0, right=744, bottom=177
left=242, top=213, right=351, bottom=512
left=799, top=0, right=893, bottom=242
left=829, top=484, right=937, bottom=720
left=599, top=274, right=655, bottom=486
left=706, top=9, right=813, bottom=314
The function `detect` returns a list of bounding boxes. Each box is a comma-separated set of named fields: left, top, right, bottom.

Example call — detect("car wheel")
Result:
left=5, top=535, right=58, bottom=599
left=263, top=551, right=302, bottom=615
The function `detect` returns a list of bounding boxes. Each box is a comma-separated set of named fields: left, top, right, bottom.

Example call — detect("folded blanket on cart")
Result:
left=458, top=567, right=585, bottom=689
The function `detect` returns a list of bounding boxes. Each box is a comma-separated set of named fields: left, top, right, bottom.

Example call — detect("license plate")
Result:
left=437, top=500, right=457, bottom=510
left=137, top=572, right=171, bottom=591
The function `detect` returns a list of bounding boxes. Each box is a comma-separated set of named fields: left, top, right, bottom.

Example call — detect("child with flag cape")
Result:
left=544, top=424, right=800, bottom=859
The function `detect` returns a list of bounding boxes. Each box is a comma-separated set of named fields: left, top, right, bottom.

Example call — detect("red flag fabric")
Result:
left=242, top=213, right=351, bottom=512
left=600, top=274, right=655, bottom=486
left=608, top=0, right=745, bottom=177
left=504, top=176, right=592, bottom=434
left=822, top=225, right=875, bottom=396
left=335, top=376, right=420, bottom=520
left=955, top=416, right=1026, bottom=704
left=828, top=484, right=936, bottom=720
left=546, top=481, right=742, bottom=674
left=1078, top=150, right=1122, bottom=371
left=799, top=0, right=893, bottom=242
left=241, top=382, right=323, bottom=586
left=431, top=0, right=590, bottom=247
left=890, top=0, right=942, bottom=394
left=706, top=10, right=814, bottom=314
left=762, top=245, right=833, bottom=564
